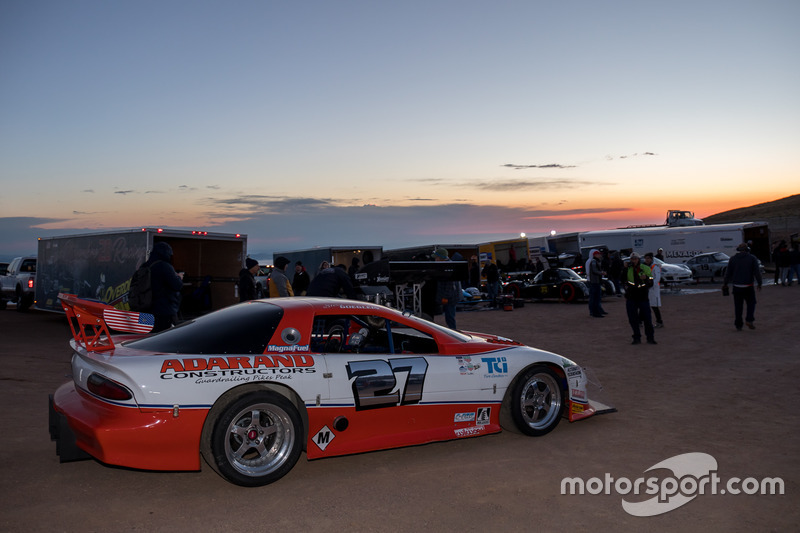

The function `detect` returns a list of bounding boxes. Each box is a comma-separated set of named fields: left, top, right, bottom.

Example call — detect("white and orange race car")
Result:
left=50, top=294, right=613, bottom=486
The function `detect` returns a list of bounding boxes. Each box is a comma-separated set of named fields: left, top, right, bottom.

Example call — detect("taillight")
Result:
left=87, top=373, right=133, bottom=401
left=28, top=277, right=34, bottom=289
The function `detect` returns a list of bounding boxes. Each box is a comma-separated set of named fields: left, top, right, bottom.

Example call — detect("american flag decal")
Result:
left=103, top=309, right=155, bottom=334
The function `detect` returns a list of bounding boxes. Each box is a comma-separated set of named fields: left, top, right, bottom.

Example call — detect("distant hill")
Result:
left=704, top=194, right=800, bottom=243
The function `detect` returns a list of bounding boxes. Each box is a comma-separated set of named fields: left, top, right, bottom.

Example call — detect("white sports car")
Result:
left=50, top=294, right=613, bottom=486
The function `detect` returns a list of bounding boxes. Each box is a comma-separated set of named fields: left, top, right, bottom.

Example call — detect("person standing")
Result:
left=722, top=243, right=763, bottom=331
left=644, top=252, right=664, bottom=328
left=468, top=255, right=481, bottom=288
left=624, top=253, right=656, bottom=345
left=586, top=249, right=606, bottom=318
left=269, top=256, right=294, bottom=297
left=292, top=261, right=310, bottom=295
left=146, top=242, right=184, bottom=333
left=482, top=259, right=500, bottom=308
left=788, top=243, right=800, bottom=286
left=433, top=248, right=461, bottom=329
left=238, top=258, right=259, bottom=302
left=775, top=240, right=790, bottom=286
left=306, top=264, right=356, bottom=299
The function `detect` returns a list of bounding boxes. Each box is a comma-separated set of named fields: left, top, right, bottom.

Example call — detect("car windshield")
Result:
left=713, top=253, right=730, bottom=261
left=125, top=301, right=283, bottom=354
left=559, top=269, right=583, bottom=280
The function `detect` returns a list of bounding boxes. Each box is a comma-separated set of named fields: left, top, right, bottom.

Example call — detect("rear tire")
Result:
left=209, top=391, right=303, bottom=487
left=559, top=282, right=576, bottom=303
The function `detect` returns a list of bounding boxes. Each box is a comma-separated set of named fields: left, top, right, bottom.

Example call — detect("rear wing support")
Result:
left=59, top=293, right=116, bottom=351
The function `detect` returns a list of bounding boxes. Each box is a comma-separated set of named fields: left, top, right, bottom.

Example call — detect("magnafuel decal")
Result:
left=159, top=355, right=317, bottom=383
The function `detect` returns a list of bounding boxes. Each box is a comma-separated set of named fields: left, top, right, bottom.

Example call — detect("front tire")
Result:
left=210, top=391, right=303, bottom=487
left=510, top=366, right=564, bottom=436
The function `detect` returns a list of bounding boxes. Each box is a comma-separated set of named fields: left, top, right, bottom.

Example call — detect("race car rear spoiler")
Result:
left=58, top=293, right=154, bottom=352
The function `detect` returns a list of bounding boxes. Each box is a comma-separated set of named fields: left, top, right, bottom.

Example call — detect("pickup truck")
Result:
left=0, top=256, right=37, bottom=311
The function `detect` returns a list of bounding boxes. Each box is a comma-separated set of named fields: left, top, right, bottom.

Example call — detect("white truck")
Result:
left=0, top=256, right=37, bottom=311
left=576, top=222, right=770, bottom=263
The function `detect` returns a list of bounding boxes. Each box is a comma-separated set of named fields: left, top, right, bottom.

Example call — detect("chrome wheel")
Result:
left=511, top=366, right=563, bottom=436
left=212, top=391, right=302, bottom=486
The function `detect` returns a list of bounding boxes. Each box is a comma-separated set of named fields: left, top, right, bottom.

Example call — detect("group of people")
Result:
left=587, top=242, right=767, bottom=343
left=139, top=239, right=773, bottom=339
left=238, top=256, right=357, bottom=302
left=585, top=248, right=663, bottom=344
left=772, top=240, right=800, bottom=286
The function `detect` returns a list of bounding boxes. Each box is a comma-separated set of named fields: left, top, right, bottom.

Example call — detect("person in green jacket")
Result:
left=624, top=253, right=656, bottom=345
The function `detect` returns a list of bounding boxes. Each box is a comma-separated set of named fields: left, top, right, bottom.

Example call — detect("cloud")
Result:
left=606, top=152, right=658, bottom=160
left=502, top=163, right=577, bottom=169
left=471, top=178, right=606, bottom=191
left=114, top=190, right=135, bottom=195
left=0, top=203, right=639, bottom=262
left=204, top=195, right=338, bottom=215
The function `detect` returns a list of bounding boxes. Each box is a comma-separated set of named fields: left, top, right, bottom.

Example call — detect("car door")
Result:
left=694, top=255, right=711, bottom=277
left=311, top=312, right=481, bottom=455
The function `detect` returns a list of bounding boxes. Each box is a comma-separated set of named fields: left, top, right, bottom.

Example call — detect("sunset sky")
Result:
left=1, top=1, right=798, bottom=260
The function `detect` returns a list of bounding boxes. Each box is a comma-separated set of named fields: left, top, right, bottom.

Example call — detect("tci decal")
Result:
left=160, top=355, right=315, bottom=373
left=346, top=357, right=428, bottom=410
left=481, top=356, right=508, bottom=375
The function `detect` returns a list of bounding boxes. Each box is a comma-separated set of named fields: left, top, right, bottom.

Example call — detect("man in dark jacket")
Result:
left=723, top=243, right=763, bottom=331
left=238, top=258, right=259, bottom=302
left=307, top=265, right=356, bottom=299
left=146, top=242, right=184, bottom=332
left=292, top=261, right=310, bottom=295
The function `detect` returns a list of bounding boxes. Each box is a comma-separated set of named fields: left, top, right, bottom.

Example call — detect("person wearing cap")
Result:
left=624, top=252, right=656, bottom=345
left=586, top=249, right=607, bottom=318
left=433, top=248, right=462, bottom=329
left=238, top=257, right=260, bottom=302
left=292, top=261, right=310, bottom=296
left=722, top=243, right=763, bottom=331
left=269, top=256, right=295, bottom=297
left=656, top=248, right=665, bottom=261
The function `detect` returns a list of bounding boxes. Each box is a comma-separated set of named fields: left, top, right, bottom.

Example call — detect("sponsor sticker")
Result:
left=454, top=412, right=476, bottom=423
left=454, top=426, right=485, bottom=437
left=476, top=407, right=491, bottom=425
left=456, top=356, right=481, bottom=375
left=313, top=426, right=335, bottom=451
left=481, top=356, right=508, bottom=377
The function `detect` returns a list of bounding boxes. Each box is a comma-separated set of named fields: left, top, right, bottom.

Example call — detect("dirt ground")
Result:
left=1, top=283, right=797, bottom=532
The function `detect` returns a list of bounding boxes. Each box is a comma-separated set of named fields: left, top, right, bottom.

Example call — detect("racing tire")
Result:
left=209, top=390, right=303, bottom=487
left=504, top=284, right=520, bottom=299
left=602, top=280, right=615, bottom=296
left=559, top=282, right=576, bottom=303
left=510, top=366, right=564, bottom=436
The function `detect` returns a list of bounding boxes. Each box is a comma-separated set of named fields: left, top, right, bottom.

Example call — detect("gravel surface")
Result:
left=1, top=283, right=797, bottom=532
